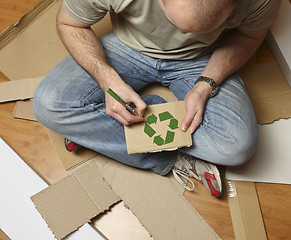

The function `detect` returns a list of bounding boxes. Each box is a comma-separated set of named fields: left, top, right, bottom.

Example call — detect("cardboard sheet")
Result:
left=226, top=118, right=291, bottom=184
left=31, top=160, right=120, bottom=240
left=0, top=0, right=111, bottom=81
left=228, top=181, right=267, bottom=240
left=239, top=61, right=291, bottom=124
left=0, top=138, right=105, bottom=240
left=0, top=77, right=42, bottom=103
left=31, top=155, right=221, bottom=240
left=125, top=101, right=192, bottom=154
left=13, top=99, right=37, bottom=121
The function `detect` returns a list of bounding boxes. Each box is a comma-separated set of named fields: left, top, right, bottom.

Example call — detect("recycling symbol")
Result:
left=144, top=111, right=179, bottom=146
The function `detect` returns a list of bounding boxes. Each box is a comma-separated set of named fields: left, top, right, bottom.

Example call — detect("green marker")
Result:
left=106, top=88, right=139, bottom=116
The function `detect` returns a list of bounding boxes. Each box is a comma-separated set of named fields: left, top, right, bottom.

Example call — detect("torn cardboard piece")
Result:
left=239, top=61, right=291, bottom=124
left=46, top=128, right=98, bottom=170
left=0, top=77, right=43, bottom=103
left=124, top=101, right=192, bottom=154
left=13, top=99, right=37, bottom=121
left=31, top=155, right=221, bottom=240
left=227, top=181, right=267, bottom=240
left=31, top=160, right=120, bottom=240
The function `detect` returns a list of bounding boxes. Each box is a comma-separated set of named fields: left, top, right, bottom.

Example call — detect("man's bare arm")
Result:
left=182, top=27, right=268, bottom=133
left=56, top=6, right=146, bottom=125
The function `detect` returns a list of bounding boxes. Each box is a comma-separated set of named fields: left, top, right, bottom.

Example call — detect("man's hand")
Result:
left=181, top=82, right=212, bottom=134
left=105, top=83, right=147, bottom=125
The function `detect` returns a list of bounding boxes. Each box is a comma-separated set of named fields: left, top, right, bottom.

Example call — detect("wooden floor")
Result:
left=0, top=1, right=291, bottom=240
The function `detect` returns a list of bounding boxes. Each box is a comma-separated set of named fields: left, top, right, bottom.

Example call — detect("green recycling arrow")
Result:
left=164, top=131, right=175, bottom=144
left=146, top=113, right=158, bottom=124
left=159, top=111, right=174, bottom=121
left=144, top=111, right=179, bottom=147
left=153, top=135, right=164, bottom=146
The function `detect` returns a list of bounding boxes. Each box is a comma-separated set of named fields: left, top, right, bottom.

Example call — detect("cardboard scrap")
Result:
left=13, top=99, right=37, bottom=121
left=31, top=160, right=120, bottom=240
left=0, top=77, right=43, bottom=103
left=228, top=181, right=267, bottom=240
left=31, top=155, right=221, bottom=240
left=125, top=101, right=192, bottom=154
left=239, top=61, right=291, bottom=124
left=46, top=128, right=98, bottom=170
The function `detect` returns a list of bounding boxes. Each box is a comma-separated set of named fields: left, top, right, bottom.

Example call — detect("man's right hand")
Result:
left=104, top=83, right=147, bottom=126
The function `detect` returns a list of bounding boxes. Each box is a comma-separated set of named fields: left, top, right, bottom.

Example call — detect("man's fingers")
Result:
left=108, top=103, right=144, bottom=125
left=181, top=111, right=203, bottom=134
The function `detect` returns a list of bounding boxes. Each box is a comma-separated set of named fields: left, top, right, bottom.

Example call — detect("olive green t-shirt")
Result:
left=63, top=0, right=280, bottom=60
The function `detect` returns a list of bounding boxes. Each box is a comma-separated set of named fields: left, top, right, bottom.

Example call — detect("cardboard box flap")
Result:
left=0, top=77, right=43, bottom=103
left=98, top=158, right=221, bottom=240
left=31, top=160, right=120, bottom=240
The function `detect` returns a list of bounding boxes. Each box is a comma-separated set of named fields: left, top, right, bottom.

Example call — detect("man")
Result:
left=33, top=0, right=280, bottom=197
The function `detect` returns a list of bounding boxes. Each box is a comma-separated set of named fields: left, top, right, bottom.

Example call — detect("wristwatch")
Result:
left=196, top=76, right=219, bottom=97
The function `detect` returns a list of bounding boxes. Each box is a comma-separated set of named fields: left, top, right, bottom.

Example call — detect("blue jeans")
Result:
left=33, top=32, right=258, bottom=175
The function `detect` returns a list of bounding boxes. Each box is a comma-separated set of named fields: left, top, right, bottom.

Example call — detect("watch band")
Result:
left=196, top=76, right=219, bottom=97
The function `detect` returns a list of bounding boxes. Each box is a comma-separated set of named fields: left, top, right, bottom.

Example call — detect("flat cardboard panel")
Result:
left=239, top=61, right=291, bottom=124
left=228, top=181, right=267, bottom=240
left=0, top=77, right=43, bottom=103
left=31, top=160, right=120, bottom=240
left=226, top=119, right=291, bottom=184
left=124, top=101, right=192, bottom=154
left=0, top=138, right=105, bottom=240
left=99, top=158, right=221, bottom=240
left=0, top=0, right=112, bottom=80
left=46, top=128, right=97, bottom=170
left=31, top=154, right=221, bottom=240
left=13, top=99, right=36, bottom=121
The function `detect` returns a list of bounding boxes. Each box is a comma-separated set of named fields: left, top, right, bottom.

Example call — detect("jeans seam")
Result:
left=120, top=71, right=153, bottom=78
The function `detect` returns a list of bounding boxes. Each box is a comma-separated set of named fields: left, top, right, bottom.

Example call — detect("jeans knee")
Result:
left=217, top=127, right=258, bottom=166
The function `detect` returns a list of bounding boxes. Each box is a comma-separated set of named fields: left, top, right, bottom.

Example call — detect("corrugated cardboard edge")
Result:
left=228, top=181, right=267, bottom=240
left=0, top=77, right=43, bottom=103
left=31, top=160, right=120, bottom=240
left=0, top=0, right=54, bottom=49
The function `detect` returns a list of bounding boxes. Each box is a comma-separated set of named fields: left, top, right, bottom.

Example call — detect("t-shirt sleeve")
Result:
left=239, top=0, right=281, bottom=30
left=62, top=0, right=112, bottom=24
